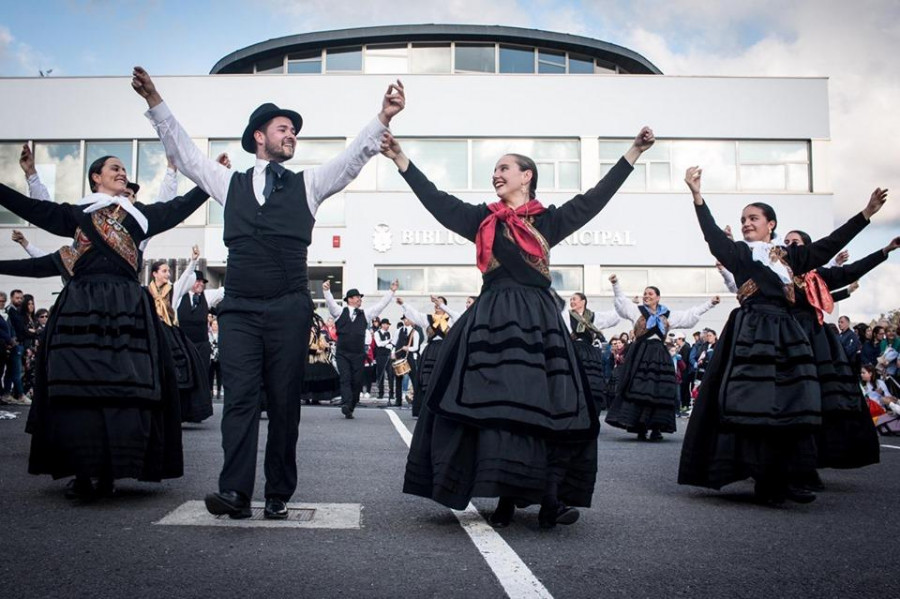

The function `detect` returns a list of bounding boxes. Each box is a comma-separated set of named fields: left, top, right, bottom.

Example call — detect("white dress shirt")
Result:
left=612, top=282, right=716, bottom=330
left=323, top=287, right=394, bottom=323
left=145, top=101, right=388, bottom=213
left=178, top=257, right=226, bottom=309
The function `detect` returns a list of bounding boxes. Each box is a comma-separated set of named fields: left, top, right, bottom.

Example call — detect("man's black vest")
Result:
left=177, top=293, right=209, bottom=344
left=335, top=308, right=368, bottom=355
left=375, top=330, right=392, bottom=353
left=223, top=168, right=314, bottom=299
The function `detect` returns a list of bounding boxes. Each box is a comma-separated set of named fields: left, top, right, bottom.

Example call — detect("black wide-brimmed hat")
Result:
left=126, top=181, right=140, bottom=195
left=343, top=288, right=363, bottom=301
left=194, top=270, right=209, bottom=283
left=241, top=102, right=303, bottom=153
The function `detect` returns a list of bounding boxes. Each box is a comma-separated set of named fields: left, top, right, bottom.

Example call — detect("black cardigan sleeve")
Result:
left=399, top=162, right=488, bottom=242
left=786, top=213, right=870, bottom=275
left=817, top=248, right=888, bottom=290
left=694, top=201, right=742, bottom=273
left=0, top=184, right=80, bottom=237
left=545, top=157, right=633, bottom=247
left=139, top=187, right=211, bottom=238
left=830, top=288, right=851, bottom=303
left=0, top=254, right=62, bottom=279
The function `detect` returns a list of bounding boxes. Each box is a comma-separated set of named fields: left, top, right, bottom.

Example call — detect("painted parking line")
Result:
left=385, top=409, right=553, bottom=599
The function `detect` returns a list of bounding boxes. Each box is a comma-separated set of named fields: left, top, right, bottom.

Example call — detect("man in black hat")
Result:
left=175, top=246, right=225, bottom=396
left=132, top=67, right=405, bottom=519
left=323, top=279, right=398, bottom=418
left=373, top=317, right=396, bottom=400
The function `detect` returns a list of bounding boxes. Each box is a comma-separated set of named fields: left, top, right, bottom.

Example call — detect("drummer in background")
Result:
left=323, top=279, right=398, bottom=419
left=392, top=315, right=423, bottom=407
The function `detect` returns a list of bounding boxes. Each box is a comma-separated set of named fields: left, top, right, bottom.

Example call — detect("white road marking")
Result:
left=882, top=444, right=900, bottom=450
left=155, top=501, right=361, bottom=529
left=385, top=409, right=553, bottom=599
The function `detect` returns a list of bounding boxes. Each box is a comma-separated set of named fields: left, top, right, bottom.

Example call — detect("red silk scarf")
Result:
left=803, top=270, right=834, bottom=325
left=475, top=200, right=547, bottom=273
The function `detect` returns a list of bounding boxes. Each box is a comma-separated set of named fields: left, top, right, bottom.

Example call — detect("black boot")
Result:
left=488, top=497, right=516, bottom=528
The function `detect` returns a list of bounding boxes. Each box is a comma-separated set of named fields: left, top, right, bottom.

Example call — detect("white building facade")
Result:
left=0, top=25, right=833, bottom=336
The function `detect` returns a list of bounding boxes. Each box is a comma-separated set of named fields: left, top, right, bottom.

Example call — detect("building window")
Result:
left=455, top=43, right=495, bottom=73
left=551, top=267, right=584, bottom=293
left=537, top=49, right=566, bottom=74
left=472, top=139, right=580, bottom=191
left=0, top=142, right=27, bottom=223
left=599, top=139, right=809, bottom=192
left=287, top=50, right=323, bottom=74
left=255, top=55, right=285, bottom=74
left=365, top=44, right=409, bottom=74
left=326, top=47, right=362, bottom=72
left=568, top=53, right=595, bottom=74
left=409, top=43, right=452, bottom=74
left=377, top=267, right=425, bottom=293
left=428, top=266, right=482, bottom=293
left=376, top=266, right=582, bottom=297
left=34, top=141, right=83, bottom=203
left=499, top=45, right=535, bottom=73
left=599, top=266, right=734, bottom=296
left=137, top=141, right=202, bottom=224
left=377, top=139, right=468, bottom=191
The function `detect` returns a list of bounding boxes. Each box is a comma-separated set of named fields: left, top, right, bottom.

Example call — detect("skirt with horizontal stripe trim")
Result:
left=605, top=335, right=678, bottom=434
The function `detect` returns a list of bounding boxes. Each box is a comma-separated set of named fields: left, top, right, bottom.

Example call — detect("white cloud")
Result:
left=0, top=24, right=58, bottom=77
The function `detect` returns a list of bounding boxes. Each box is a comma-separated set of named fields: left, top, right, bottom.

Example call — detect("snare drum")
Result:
left=392, top=358, right=411, bottom=376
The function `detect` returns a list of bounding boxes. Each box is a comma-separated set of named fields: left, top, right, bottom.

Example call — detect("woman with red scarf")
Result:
left=678, top=166, right=889, bottom=506
left=381, top=127, right=654, bottom=529
left=782, top=229, right=899, bottom=483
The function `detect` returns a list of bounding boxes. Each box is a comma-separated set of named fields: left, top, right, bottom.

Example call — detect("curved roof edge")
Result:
left=210, top=24, right=662, bottom=75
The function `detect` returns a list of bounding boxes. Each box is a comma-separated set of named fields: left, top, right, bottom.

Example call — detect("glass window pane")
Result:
left=558, top=162, right=580, bottom=189
left=377, top=140, right=467, bottom=191
left=740, top=164, right=786, bottom=190
left=671, top=140, right=737, bottom=191
left=538, top=49, right=566, bottom=74
left=707, top=269, right=732, bottom=294
left=617, top=163, right=646, bottom=191
left=256, top=55, right=284, bottom=74
left=137, top=141, right=169, bottom=201
left=409, top=44, right=451, bottom=73
left=532, top=139, right=579, bottom=160
left=787, top=163, right=810, bottom=192
left=739, top=141, right=807, bottom=163
left=472, top=139, right=579, bottom=190
left=287, top=50, right=322, bottom=74
left=639, top=139, right=670, bottom=162
left=499, top=45, right=534, bottom=73
left=428, top=266, right=481, bottom=293
left=551, top=267, right=583, bottom=291
left=34, top=142, right=83, bottom=203
left=569, top=53, right=594, bottom=74
left=284, top=140, right=345, bottom=167
left=0, top=142, right=27, bottom=223
left=366, top=44, right=409, bottom=74
left=208, top=140, right=257, bottom=225
left=326, top=47, right=362, bottom=72
left=85, top=141, right=133, bottom=196
left=455, top=43, right=495, bottom=73
left=598, top=141, right=630, bottom=161
left=536, top=161, right=555, bottom=189
left=377, top=268, right=424, bottom=292
left=648, top=162, right=671, bottom=191
left=650, top=267, right=708, bottom=295
left=605, top=269, right=648, bottom=293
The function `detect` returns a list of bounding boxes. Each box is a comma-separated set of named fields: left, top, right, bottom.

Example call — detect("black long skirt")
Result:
left=794, top=311, right=879, bottom=469
left=403, top=281, right=598, bottom=510
left=161, top=324, right=212, bottom=423
left=605, top=336, right=677, bottom=434
left=678, top=304, right=819, bottom=490
left=26, top=275, right=183, bottom=482
left=302, top=359, right=340, bottom=402
left=572, top=340, right=607, bottom=412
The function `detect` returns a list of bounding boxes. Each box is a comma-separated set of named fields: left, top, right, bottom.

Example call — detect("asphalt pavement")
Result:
left=0, top=400, right=896, bottom=599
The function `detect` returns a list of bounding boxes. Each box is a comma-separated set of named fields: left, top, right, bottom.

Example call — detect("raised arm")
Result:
left=397, top=297, right=429, bottom=330
left=669, top=296, right=719, bottom=329
left=0, top=184, right=79, bottom=237
left=134, top=67, right=232, bottom=205
left=140, top=187, right=210, bottom=238
left=321, top=281, right=343, bottom=319
left=686, top=167, right=742, bottom=272
left=364, top=279, right=398, bottom=321
left=594, top=310, right=621, bottom=330
left=717, top=263, right=738, bottom=294
left=816, top=238, right=898, bottom=290
left=173, top=246, right=200, bottom=303
left=610, top=275, right=641, bottom=323
left=19, top=144, right=51, bottom=202
left=155, top=163, right=179, bottom=203
left=787, top=189, right=886, bottom=274
left=0, top=254, right=62, bottom=279
left=382, top=133, right=487, bottom=240
left=12, top=230, right=49, bottom=259
left=205, top=287, right=225, bottom=309
left=545, top=127, right=653, bottom=246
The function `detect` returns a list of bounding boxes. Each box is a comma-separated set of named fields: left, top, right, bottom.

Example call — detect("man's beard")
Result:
left=265, top=139, right=294, bottom=162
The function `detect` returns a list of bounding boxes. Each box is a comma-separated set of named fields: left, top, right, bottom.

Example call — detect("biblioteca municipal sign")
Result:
left=372, top=224, right=636, bottom=253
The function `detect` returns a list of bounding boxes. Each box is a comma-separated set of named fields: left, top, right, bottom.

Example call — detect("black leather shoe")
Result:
left=264, top=498, right=289, bottom=520
left=649, top=430, right=663, bottom=442
left=205, top=490, right=251, bottom=519
left=539, top=504, right=580, bottom=529
left=785, top=486, right=817, bottom=504
left=341, top=404, right=354, bottom=419
left=64, top=476, right=96, bottom=501
left=488, top=499, right=516, bottom=529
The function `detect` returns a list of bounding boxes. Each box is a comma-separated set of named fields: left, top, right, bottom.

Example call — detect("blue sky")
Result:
left=2, top=0, right=898, bottom=320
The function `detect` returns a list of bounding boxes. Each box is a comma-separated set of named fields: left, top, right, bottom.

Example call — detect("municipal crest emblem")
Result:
left=372, top=224, right=392, bottom=253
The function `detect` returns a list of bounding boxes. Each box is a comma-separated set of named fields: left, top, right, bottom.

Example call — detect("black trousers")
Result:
left=217, top=291, right=311, bottom=501
left=375, top=348, right=394, bottom=398
left=209, top=360, right=222, bottom=396
left=336, top=352, right=365, bottom=412
left=680, top=378, right=693, bottom=410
